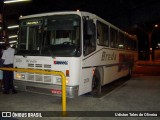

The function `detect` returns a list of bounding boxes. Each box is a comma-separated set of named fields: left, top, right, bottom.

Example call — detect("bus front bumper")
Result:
left=14, top=80, right=79, bottom=98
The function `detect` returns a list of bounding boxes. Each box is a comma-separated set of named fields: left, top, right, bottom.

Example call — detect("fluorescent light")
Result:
left=119, top=44, right=124, bottom=47
left=9, top=40, right=17, bottom=43
left=0, top=42, right=5, bottom=44
left=8, top=25, right=19, bottom=29
left=4, top=0, right=31, bottom=4
left=8, top=35, right=18, bottom=39
left=155, top=24, right=158, bottom=28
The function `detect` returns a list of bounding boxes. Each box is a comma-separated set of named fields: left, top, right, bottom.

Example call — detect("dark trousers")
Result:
left=3, top=64, right=15, bottom=92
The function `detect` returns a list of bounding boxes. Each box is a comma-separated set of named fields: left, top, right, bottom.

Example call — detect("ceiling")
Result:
left=1, top=0, right=160, bottom=28
left=1, top=0, right=160, bottom=48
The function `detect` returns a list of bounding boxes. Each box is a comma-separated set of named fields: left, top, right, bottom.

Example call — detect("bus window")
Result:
left=83, top=20, right=96, bottom=56
left=110, top=27, right=118, bottom=48
left=133, top=40, right=138, bottom=50
left=19, top=25, right=41, bottom=50
left=28, top=26, right=40, bottom=50
left=97, top=21, right=109, bottom=46
left=41, top=15, right=81, bottom=57
left=19, top=26, right=27, bottom=49
left=119, top=32, right=125, bottom=49
left=130, top=39, right=134, bottom=50
left=124, top=35, right=128, bottom=50
left=125, top=36, right=133, bottom=50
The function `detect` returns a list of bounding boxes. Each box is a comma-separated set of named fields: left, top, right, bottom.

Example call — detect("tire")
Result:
left=91, top=69, right=101, bottom=97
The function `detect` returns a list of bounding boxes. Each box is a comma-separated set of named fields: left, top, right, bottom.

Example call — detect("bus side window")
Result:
left=125, top=35, right=131, bottom=50
left=83, top=20, right=96, bottom=56
left=97, top=21, right=109, bottom=47
left=119, top=32, right=125, bottom=49
left=133, top=40, right=138, bottom=50
left=110, top=27, right=118, bottom=48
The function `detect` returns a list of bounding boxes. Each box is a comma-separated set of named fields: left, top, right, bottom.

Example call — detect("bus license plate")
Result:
left=51, top=89, right=62, bottom=94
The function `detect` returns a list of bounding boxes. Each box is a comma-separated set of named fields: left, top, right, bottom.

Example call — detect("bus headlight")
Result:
left=16, top=73, right=25, bottom=79
left=56, top=77, right=69, bottom=84
left=66, top=78, right=69, bottom=84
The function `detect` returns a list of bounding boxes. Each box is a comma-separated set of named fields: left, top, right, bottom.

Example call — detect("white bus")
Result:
left=14, top=11, right=138, bottom=98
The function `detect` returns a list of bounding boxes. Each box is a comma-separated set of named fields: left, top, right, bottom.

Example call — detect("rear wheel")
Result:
left=92, top=69, right=101, bottom=97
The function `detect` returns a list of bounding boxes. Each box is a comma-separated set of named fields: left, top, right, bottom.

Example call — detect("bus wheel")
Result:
left=92, top=69, right=101, bottom=97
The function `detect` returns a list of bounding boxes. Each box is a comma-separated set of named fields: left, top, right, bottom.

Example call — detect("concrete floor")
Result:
left=0, top=76, right=160, bottom=120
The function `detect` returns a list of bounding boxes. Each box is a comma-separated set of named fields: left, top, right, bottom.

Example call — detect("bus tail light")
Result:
left=66, top=70, right=69, bottom=77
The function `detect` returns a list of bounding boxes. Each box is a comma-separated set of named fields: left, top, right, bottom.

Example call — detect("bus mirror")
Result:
left=85, top=20, right=95, bottom=36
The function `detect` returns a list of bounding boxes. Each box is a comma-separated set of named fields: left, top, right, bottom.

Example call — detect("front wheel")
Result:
left=91, top=69, right=101, bottom=97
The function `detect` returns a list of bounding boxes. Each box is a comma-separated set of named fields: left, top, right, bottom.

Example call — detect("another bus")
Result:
left=14, top=11, right=138, bottom=98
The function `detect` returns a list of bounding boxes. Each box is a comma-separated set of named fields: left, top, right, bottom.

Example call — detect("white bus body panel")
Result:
left=14, top=56, right=81, bottom=97
left=82, top=46, right=138, bottom=86
left=15, top=11, right=138, bottom=97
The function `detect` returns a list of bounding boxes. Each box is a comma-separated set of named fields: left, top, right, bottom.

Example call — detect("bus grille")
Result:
left=28, top=63, right=51, bottom=69
left=28, top=74, right=34, bottom=81
left=35, top=74, right=43, bottom=82
left=24, top=63, right=52, bottom=83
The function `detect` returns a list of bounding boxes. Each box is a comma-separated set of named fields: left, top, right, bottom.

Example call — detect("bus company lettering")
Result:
left=54, top=61, right=68, bottom=65
left=101, top=52, right=116, bottom=61
left=26, top=59, right=37, bottom=63
left=15, top=58, right=22, bottom=62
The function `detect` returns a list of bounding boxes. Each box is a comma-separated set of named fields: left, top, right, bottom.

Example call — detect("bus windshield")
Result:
left=18, top=14, right=81, bottom=57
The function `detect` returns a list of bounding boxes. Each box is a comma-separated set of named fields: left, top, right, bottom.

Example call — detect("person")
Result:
left=0, top=70, right=3, bottom=91
left=0, top=46, right=4, bottom=90
left=2, top=43, right=17, bottom=94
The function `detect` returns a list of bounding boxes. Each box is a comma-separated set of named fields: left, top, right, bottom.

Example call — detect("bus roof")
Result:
left=19, top=11, right=96, bottom=20
left=19, top=11, right=137, bottom=41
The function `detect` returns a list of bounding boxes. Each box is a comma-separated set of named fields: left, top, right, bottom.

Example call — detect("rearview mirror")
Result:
left=84, top=20, right=95, bottom=36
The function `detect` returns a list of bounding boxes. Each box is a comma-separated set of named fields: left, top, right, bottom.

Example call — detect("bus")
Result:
left=14, top=11, right=138, bottom=98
